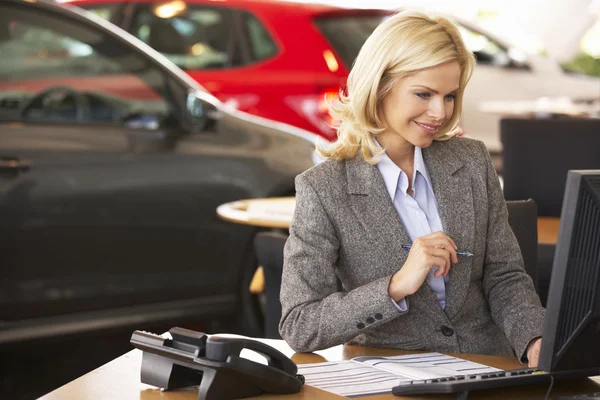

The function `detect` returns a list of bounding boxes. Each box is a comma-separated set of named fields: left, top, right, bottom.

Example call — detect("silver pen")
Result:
left=401, top=244, right=474, bottom=257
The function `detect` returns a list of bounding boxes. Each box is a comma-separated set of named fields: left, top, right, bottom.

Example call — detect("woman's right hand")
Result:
left=388, top=231, right=458, bottom=301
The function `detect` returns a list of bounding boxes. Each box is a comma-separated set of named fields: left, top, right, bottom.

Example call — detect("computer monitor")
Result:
left=538, top=169, right=600, bottom=374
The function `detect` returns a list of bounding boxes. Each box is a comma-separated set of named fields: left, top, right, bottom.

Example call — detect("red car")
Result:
left=64, top=0, right=390, bottom=141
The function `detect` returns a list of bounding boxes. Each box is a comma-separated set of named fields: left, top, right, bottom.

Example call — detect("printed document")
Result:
left=297, top=352, right=502, bottom=397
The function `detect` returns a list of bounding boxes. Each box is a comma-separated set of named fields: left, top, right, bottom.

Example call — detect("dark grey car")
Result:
left=0, top=0, right=317, bottom=345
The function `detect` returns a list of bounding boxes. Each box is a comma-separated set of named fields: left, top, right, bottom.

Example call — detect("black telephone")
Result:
left=130, top=327, right=304, bottom=400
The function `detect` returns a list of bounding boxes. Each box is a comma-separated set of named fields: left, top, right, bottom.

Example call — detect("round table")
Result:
left=216, top=196, right=295, bottom=229
left=216, top=197, right=295, bottom=293
left=217, top=196, right=559, bottom=243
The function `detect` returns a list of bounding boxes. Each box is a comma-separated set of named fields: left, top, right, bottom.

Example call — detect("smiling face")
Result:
left=377, top=61, right=462, bottom=152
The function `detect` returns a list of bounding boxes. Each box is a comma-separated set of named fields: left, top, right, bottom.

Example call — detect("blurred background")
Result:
left=0, top=0, right=598, bottom=398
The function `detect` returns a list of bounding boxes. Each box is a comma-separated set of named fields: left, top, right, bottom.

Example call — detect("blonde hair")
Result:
left=318, top=10, right=476, bottom=163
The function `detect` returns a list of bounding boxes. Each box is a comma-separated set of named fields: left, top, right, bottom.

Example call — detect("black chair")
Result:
left=501, top=118, right=600, bottom=305
left=254, top=231, right=288, bottom=339
left=537, top=243, right=555, bottom=308
left=501, top=118, right=600, bottom=217
left=505, top=199, right=540, bottom=300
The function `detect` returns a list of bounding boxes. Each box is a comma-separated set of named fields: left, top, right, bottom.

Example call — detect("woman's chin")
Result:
left=412, top=137, right=435, bottom=148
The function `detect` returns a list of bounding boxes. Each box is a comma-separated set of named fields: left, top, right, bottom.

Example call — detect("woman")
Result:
left=278, top=10, right=544, bottom=367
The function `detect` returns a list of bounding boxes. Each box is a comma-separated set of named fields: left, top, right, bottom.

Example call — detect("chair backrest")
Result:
left=505, top=199, right=539, bottom=293
left=254, top=231, right=288, bottom=339
left=537, top=243, right=554, bottom=307
left=501, top=118, right=600, bottom=217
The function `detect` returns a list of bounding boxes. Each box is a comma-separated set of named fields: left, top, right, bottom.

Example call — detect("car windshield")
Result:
left=313, top=15, right=386, bottom=68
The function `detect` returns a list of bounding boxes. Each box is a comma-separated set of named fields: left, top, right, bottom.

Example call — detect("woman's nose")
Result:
left=427, top=98, right=446, bottom=120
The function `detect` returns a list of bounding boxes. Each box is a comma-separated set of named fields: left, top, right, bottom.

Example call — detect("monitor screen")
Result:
left=538, top=170, right=600, bottom=373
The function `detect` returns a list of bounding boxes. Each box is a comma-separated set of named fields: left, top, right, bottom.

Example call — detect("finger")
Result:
left=443, top=264, right=451, bottom=277
left=433, top=243, right=458, bottom=265
left=429, top=231, right=458, bottom=250
left=424, top=236, right=457, bottom=251
left=431, top=266, right=443, bottom=278
left=450, top=247, right=458, bottom=265
left=426, top=255, right=449, bottom=277
left=428, top=252, right=449, bottom=276
left=530, top=355, right=538, bottom=368
left=434, top=238, right=458, bottom=264
left=528, top=352, right=538, bottom=368
left=430, top=256, right=448, bottom=276
left=449, top=237, right=457, bottom=250
left=431, top=264, right=445, bottom=278
left=429, top=247, right=452, bottom=272
left=416, top=236, right=457, bottom=265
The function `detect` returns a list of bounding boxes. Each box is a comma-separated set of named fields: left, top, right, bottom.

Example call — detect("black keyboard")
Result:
left=554, top=393, right=600, bottom=400
left=392, top=368, right=550, bottom=396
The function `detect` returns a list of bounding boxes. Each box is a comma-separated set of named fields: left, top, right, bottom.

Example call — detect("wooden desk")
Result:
left=537, top=217, right=560, bottom=245
left=41, top=339, right=600, bottom=400
left=217, top=197, right=561, bottom=245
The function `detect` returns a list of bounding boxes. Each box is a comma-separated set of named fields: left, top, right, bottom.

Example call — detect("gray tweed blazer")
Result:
left=279, top=137, right=545, bottom=361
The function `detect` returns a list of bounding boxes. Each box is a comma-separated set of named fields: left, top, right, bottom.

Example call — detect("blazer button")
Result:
left=366, top=317, right=375, bottom=324
left=374, top=313, right=383, bottom=320
left=357, top=323, right=365, bottom=329
left=441, top=326, right=454, bottom=336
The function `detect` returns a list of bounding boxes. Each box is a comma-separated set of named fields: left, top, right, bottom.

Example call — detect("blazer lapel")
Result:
left=345, top=156, right=410, bottom=264
left=345, top=156, right=442, bottom=309
left=423, top=141, right=475, bottom=320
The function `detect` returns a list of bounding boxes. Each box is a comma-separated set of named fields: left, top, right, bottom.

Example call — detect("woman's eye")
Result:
left=416, top=92, right=430, bottom=99
left=445, top=94, right=457, bottom=101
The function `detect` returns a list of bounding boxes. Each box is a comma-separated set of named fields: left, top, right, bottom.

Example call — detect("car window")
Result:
left=79, top=4, right=120, bottom=21
left=242, top=12, right=278, bottom=62
left=130, top=2, right=235, bottom=70
left=313, top=15, right=385, bottom=69
left=457, top=25, right=511, bottom=67
left=0, top=5, right=170, bottom=128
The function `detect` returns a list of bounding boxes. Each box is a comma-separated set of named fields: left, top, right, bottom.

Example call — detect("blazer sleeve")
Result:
left=478, top=141, right=546, bottom=362
left=279, top=173, right=406, bottom=353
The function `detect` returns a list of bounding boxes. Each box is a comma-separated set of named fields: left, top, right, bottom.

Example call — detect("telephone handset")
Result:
left=130, top=327, right=304, bottom=400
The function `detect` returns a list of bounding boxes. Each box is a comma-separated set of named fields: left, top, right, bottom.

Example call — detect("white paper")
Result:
left=297, top=352, right=502, bottom=398
left=352, top=353, right=502, bottom=379
left=297, top=360, right=401, bottom=397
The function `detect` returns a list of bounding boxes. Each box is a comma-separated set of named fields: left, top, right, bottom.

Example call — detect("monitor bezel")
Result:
left=538, top=169, right=600, bottom=372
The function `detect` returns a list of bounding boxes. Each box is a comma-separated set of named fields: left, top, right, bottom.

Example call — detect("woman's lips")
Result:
left=414, top=121, right=441, bottom=134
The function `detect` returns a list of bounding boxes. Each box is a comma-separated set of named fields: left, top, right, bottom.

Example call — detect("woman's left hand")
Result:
left=526, top=338, right=542, bottom=368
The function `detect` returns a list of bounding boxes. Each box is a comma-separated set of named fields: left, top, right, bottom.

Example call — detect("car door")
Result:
left=0, top=3, right=246, bottom=326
